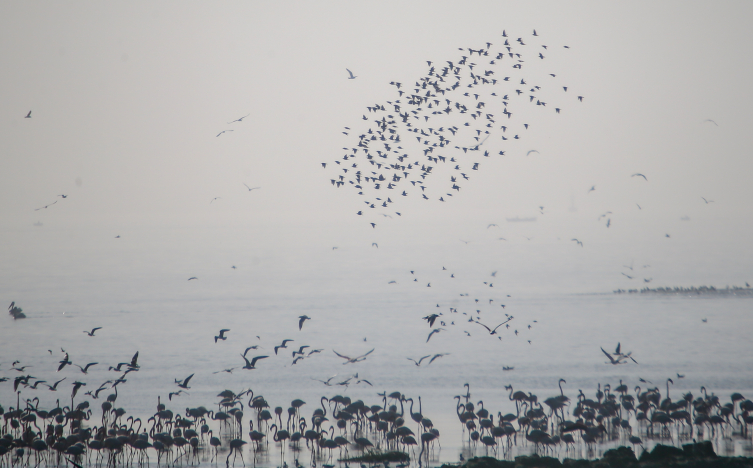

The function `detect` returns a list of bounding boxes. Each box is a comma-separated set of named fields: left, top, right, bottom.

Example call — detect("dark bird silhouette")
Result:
left=526, top=150, right=539, bottom=156
left=169, top=390, right=188, bottom=400
left=129, top=351, right=140, bottom=368
left=58, top=353, right=71, bottom=372
left=241, top=355, right=268, bottom=370
left=228, top=114, right=250, bottom=124
left=214, top=329, right=230, bottom=343
left=188, top=277, right=198, bottom=281
left=423, top=314, right=439, bottom=327
left=407, top=355, right=431, bottom=366
left=274, top=339, right=294, bottom=355
left=42, top=378, right=66, bottom=391
left=71, top=381, right=86, bottom=399
left=175, top=374, right=194, bottom=389
left=429, top=353, right=449, bottom=364
left=83, top=327, right=102, bottom=337
left=74, top=363, right=98, bottom=374
left=25, top=111, right=32, bottom=118
left=216, top=130, right=234, bottom=137
left=243, top=184, right=261, bottom=191
left=571, top=238, right=583, bottom=247
left=426, top=328, right=445, bottom=343
left=346, top=69, right=357, bottom=79
left=34, top=200, right=58, bottom=211
left=298, top=315, right=311, bottom=330
left=631, top=173, right=647, bottom=181
left=473, top=318, right=512, bottom=335
left=701, top=197, right=714, bottom=204
left=333, top=348, right=374, bottom=364
left=292, top=346, right=310, bottom=357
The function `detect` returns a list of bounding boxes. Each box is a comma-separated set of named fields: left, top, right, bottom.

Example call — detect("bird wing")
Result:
left=357, top=348, right=375, bottom=359
left=346, top=68, right=354, bottom=78
left=601, top=347, right=617, bottom=364
left=429, top=353, right=447, bottom=364
left=417, top=355, right=431, bottom=365
left=359, top=379, right=373, bottom=386
left=130, top=352, right=139, bottom=366
left=333, top=350, right=351, bottom=360
left=473, top=321, right=492, bottom=332
left=184, top=373, right=194, bottom=385
left=84, top=362, right=98, bottom=371
left=250, top=355, right=268, bottom=366
left=615, top=342, right=621, bottom=355
left=281, top=339, right=294, bottom=345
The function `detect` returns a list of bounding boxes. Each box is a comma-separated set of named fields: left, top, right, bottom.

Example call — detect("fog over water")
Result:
left=2, top=2, right=753, bottom=466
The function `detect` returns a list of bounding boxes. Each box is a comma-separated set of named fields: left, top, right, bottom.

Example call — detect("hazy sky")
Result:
left=2, top=2, right=752, bottom=293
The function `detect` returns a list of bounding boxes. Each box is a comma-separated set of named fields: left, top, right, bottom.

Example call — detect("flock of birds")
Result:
left=10, top=28, right=739, bottom=468
left=325, top=30, right=582, bottom=227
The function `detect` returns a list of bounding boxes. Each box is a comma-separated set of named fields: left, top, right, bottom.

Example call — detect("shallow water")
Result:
left=2, top=224, right=753, bottom=466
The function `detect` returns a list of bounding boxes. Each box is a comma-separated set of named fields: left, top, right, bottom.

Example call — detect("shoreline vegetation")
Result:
left=443, top=442, right=753, bottom=468
left=613, top=285, right=752, bottom=296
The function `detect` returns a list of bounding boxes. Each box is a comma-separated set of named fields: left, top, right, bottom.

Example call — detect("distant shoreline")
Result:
left=613, top=285, right=753, bottom=296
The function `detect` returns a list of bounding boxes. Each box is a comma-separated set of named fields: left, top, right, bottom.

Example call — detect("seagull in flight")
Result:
left=214, top=329, right=230, bottom=343
left=333, top=348, right=374, bottom=364
left=228, top=114, right=250, bottom=124
left=346, top=69, right=357, bottom=79
left=34, top=200, right=58, bottom=211
left=175, top=373, right=194, bottom=389
left=426, top=328, right=445, bottom=343
left=526, top=150, right=540, bottom=156
left=274, top=339, right=294, bottom=355
left=298, top=315, right=311, bottom=330
left=83, top=327, right=102, bottom=337
left=187, top=277, right=198, bottom=281
left=243, top=184, right=261, bottom=191
left=407, top=355, right=431, bottom=367
left=571, top=238, right=583, bottom=247
left=216, top=130, right=234, bottom=137
left=631, top=173, right=647, bottom=181
left=701, top=197, right=714, bottom=204
left=25, top=111, right=32, bottom=118
left=241, top=355, right=268, bottom=370
left=74, top=363, right=98, bottom=374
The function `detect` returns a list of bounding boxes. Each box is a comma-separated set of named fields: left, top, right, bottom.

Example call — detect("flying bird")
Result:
left=241, top=355, right=268, bottom=370
left=526, top=150, right=540, bottom=156
left=243, top=184, right=261, bottom=191
left=175, top=374, right=194, bottom=389
left=426, top=328, right=445, bottom=343
left=25, top=111, right=32, bottom=118
left=346, top=69, right=357, bottom=79
left=74, top=363, right=98, bottom=374
left=34, top=200, right=58, bottom=211
left=188, top=277, right=198, bottom=281
left=631, top=173, right=647, bottom=181
left=298, top=315, right=311, bottom=330
left=228, top=114, right=250, bottom=124
left=274, top=339, right=294, bottom=355
left=702, top=119, right=718, bottom=126
left=423, top=314, right=439, bottom=327
left=407, top=355, right=431, bottom=367
left=333, top=348, right=374, bottom=364
left=169, top=390, right=188, bottom=400
left=216, top=130, right=234, bottom=137
left=214, top=329, right=230, bottom=343
left=701, top=197, right=714, bottom=204
left=83, top=327, right=102, bottom=337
